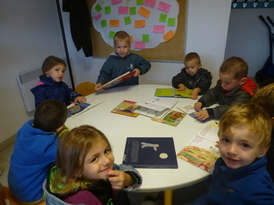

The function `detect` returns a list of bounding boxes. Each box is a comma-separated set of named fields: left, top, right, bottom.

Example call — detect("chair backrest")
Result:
left=75, top=82, right=96, bottom=96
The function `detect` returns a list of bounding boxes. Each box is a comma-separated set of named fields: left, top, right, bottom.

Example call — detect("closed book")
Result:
left=123, top=137, right=178, bottom=169
left=155, top=88, right=192, bottom=98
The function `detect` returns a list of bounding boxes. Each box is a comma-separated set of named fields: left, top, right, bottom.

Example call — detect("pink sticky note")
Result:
left=144, top=0, right=156, bottom=7
left=157, top=1, right=171, bottom=13
left=118, top=6, right=129, bottom=14
left=111, top=0, right=122, bottom=4
left=153, top=25, right=165, bottom=33
left=135, top=41, right=146, bottom=49
left=95, top=13, right=102, bottom=20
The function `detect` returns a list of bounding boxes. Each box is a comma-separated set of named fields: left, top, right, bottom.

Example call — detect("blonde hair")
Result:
left=50, top=125, right=111, bottom=195
left=219, top=56, right=248, bottom=80
left=184, top=52, right=201, bottom=64
left=218, top=103, right=271, bottom=148
left=113, top=31, right=130, bottom=45
left=251, top=83, right=274, bottom=118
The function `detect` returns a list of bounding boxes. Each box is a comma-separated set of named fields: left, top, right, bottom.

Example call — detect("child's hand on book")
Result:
left=95, top=83, right=102, bottom=91
left=195, top=110, right=209, bottom=121
left=133, top=68, right=141, bottom=77
left=74, top=96, right=86, bottom=104
left=194, top=102, right=202, bottom=111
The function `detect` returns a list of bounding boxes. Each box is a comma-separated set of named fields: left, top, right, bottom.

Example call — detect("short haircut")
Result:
left=184, top=52, right=201, bottom=64
left=52, top=125, right=111, bottom=194
left=218, top=103, right=271, bottom=148
left=33, top=99, right=68, bottom=132
left=251, top=83, right=274, bottom=118
left=219, top=56, right=248, bottom=80
left=41, top=56, right=66, bottom=76
left=113, top=31, right=130, bottom=45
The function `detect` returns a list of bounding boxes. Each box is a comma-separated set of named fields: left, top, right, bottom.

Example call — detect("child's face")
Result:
left=219, top=72, right=245, bottom=91
left=82, top=139, right=114, bottom=182
left=114, top=39, right=131, bottom=58
left=218, top=125, right=267, bottom=169
left=45, top=63, right=66, bottom=83
left=184, top=59, right=202, bottom=76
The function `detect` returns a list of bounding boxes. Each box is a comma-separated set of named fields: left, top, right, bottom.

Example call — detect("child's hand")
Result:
left=107, top=170, right=134, bottom=190
left=194, top=102, right=202, bottom=111
left=178, top=84, right=187, bottom=92
left=95, top=83, right=102, bottom=91
left=195, top=110, right=209, bottom=121
left=132, top=68, right=141, bottom=77
left=190, top=90, right=199, bottom=100
left=74, top=96, right=86, bottom=104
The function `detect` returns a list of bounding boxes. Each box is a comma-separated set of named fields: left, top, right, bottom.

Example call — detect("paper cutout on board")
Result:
left=91, top=0, right=179, bottom=50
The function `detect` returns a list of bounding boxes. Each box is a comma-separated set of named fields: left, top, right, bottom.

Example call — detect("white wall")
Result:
left=0, top=0, right=66, bottom=144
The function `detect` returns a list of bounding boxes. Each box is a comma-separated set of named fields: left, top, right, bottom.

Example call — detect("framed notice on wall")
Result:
left=86, top=0, right=186, bottom=61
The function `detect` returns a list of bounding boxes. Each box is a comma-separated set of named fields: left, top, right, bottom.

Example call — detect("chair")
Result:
left=75, top=82, right=96, bottom=96
left=0, top=183, right=45, bottom=205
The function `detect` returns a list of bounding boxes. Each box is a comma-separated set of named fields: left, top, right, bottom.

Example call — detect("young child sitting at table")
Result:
left=194, top=56, right=257, bottom=120
left=172, top=52, right=212, bottom=99
left=95, top=31, right=151, bottom=91
left=43, top=125, right=142, bottom=205
left=8, top=99, right=69, bottom=203
left=191, top=103, right=274, bottom=205
left=31, top=55, right=86, bottom=108
left=251, top=83, right=274, bottom=182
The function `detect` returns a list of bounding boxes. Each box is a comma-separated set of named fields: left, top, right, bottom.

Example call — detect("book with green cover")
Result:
left=111, top=100, right=139, bottom=117
left=151, top=110, right=186, bottom=127
left=154, top=88, right=192, bottom=98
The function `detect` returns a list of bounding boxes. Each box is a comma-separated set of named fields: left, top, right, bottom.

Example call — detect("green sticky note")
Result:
left=136, top=0, right=143, bottom=5
left=168, top=18, right=176, bottom=26
left=159, top=14, right=167, bottom=22
left=130, top=7, right=136, bottom=15
left=142, top=34, right=149, bottom=42
left=109, top=31, right=116, bottom=38
left=95, top=4, right=102, bottom=13
left=105, top=6, right=111, bottom=14
left=101, top=19, right=107, bottom=27
left=124, top=16, right=131, bottom=25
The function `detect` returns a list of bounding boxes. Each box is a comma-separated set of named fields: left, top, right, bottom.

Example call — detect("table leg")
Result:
left=164, top=190, right=173, bottom=205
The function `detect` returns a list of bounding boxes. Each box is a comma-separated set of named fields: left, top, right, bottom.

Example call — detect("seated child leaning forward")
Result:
left=8, top=99, right=69, bottom=203
left=172, top=52, right=212, bottom=99
left=251, top=83, right=274, bottom=182
left=31, top=55, right=86, bottom=108
left=191, top=103, right=274, bottom=205
left=44, top=125, right=142, bottom=205
left=95, top=31, right=151, bottom=91
left=194, top=56, right=257, bottom=121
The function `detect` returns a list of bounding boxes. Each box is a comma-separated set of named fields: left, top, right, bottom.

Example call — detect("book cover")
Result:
left=177, top=121, right=220, bottom=173
left=123, top=137, right=178, bottom=169
left=151, top=110, right=186, bottom=127
left=100, top=71, right=135, bottom=90
left=154, top=88, right=192, bottom=98
left=111, top=100, right=139, bottom=117
left=189, top=112, right=213, bottom=123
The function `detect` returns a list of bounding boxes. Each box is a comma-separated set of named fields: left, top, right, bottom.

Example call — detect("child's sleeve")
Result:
left=196, top=70, right=212, bottom=94
left=172, top=69, right=186, bottom=88
left=114, top=164, right=142, bottom=191
left=135, top=55, right=151, bottom=75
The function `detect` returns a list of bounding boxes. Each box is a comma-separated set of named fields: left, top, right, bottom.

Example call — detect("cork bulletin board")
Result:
left=86, top=0, right=186, bottom=61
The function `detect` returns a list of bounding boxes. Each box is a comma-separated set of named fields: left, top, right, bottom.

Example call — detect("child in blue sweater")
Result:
left=95, top=31, right=151, bottom=91
left=31, top=56, right=86, bottom=108
left=192, top=103, right=274, bottom=205
left=8, top=99, right=69, bottom=203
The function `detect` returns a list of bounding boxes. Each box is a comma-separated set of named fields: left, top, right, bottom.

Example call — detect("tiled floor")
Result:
left=0, top=143, right=207, bottom=205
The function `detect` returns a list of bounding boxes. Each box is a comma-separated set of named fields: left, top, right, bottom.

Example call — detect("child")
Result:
left=191, top=103, right=274, bottom=205
left=31, top=55, right=86, bottom=108
left=95, top=31, right=151, bottom=91
left=194, top=56, right=257, bottom=120
left=251, top=83, right=274, bottom=182
left=172, top=52, right=212, bottom=99
left=43, top=125, right=142, bottom=205
left=8, top=99, right=69, bottom=203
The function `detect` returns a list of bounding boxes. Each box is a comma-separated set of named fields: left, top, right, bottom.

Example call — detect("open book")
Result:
left=111, top=100, right=139, bottom=117
left=155, top=88, right=192, bottom=98
left=151, top=110, right=186, bottom=127
left=100, top=71, right=135, bottom=90
left=177, top=121, right=220, bottom=173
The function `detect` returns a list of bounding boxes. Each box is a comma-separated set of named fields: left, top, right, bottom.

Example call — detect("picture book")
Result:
left=177, top=104, right=196, bottom=114
left=151, top=110, right=186, bottom=127
left=177, top=121, right=220, bottom=173
left=67, top=99, right=105, bottom=118
left=111, top=100, right=139, bottom=117
left=123, top=137, right=178, bottom=169
left=100, top=71, right=135, bottom=90
left=155, top=88, right=192, bottom=98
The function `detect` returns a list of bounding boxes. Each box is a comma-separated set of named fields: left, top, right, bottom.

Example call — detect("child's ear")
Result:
left=198, top=63, right=202, bottom=69
left=239, top=77, right=247, bottom=85
left=257, top=147, right=269, bottom=158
